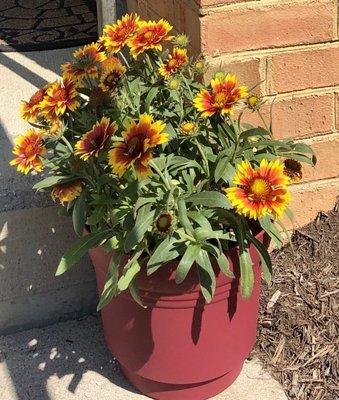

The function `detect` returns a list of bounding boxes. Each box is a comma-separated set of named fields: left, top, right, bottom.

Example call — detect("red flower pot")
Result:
left=88, top=231, right=268, bottom=400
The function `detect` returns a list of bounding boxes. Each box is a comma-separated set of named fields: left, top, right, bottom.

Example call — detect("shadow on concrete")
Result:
left=0, top=52, right=50, bottom=88
left=0, top=315, right=141, bottom=400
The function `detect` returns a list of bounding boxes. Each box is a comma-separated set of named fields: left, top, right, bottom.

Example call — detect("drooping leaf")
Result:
left=33, top=175, right=71, bottom=191
left=176, top=244, right=201, bottom=284
left=196, top=249, right=216, bottom=303
left=97, top=252, right=122, bottom=310
left=56, top=229, right=111, bottom=276
left=259, top=215, right=283, bottom=249
left=129, top=276, right=146, bottom=308
left=246, top=232, right=272, bottom=284
left=72, top=190, right=87, bottom=236
left=239, top=247, right=254, bottom=300
left=118, top=260, right=141, bottom=291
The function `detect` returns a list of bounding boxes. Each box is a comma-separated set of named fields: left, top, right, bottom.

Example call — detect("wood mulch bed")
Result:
left=254, top=207, right=339, bottom=400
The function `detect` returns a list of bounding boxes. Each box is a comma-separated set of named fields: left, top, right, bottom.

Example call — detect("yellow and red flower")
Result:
left=193, top=74, right=248, bottom=118
left=51, top=180, right=83, bottom=205
left=225, top=159, right=291, bottom=220
left=159, top=47, right=188, bottom=79
left=108, top=113, right=168, bottom=179
left=62, top=43, right=106, bottom=82
left=41, top=78, right=80, bottom=121
left=19, top=87, right=47, bottom=122
left=99, top=56, right=126, bottom=91
left=75, top=116, right=117, bottom=161
left=101, top=13, right=140, bottom=53
left=128, top=19, right=173, bottom=58
left=9, top=130, right=45, bottom=174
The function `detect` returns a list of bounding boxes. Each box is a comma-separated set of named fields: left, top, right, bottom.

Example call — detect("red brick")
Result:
left=239, top=94, right=335, bottom=139
left=204, top=58, right=262, bottom=92
left=284, top=179, right=339, bottom=229
left=302, top=134, right=339, bottom=183
left=271, top=46, right=339, bottom=94
left=201, top=0, right=334, bottom=55
left=272, top=94, right=334, bottom=139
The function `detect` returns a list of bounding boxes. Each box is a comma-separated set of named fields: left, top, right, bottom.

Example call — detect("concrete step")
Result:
left=0, top=315, right=287, bottom=400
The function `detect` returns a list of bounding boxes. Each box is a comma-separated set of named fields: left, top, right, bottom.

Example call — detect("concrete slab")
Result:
left=0, top=48, right=98, bottom=333
left=0, top=206, right=96, bottom=335
left=0, top=315, right=288, bottom=400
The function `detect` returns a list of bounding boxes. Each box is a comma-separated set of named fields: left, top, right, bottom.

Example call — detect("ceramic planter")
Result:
left=88, top=231, right=268, bottom=400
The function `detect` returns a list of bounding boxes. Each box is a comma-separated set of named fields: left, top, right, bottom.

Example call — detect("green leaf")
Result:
left=118, top=260, right=141, bottom=291
left=56, top=230, right=111, bottom=276
left=97, top=252, right=122, bottom=311
left=215, top=160, right=235, bottom=184
left=239, top=127, right=270, bottom=141
left=147, top=235, right=181, bottom=274
left=196, top=249, right=216, bottom=303
left=72, top=191, right=87, bottom=236
left=187, top=191, right=232, bottom=209
left=216, top=251, right=234, bottom=278
left=144, top=86, right=159, bottom=112
left=188, top=211, right=212, bottom=230
left=259, top=216, right=283, bottom=249
left=129, top=276, right=146, bottom=308
left=239, top=247, right=254, bottom=300
left=87, top=206, right=105, bottom=226
left=279, top=152, right=315, bottom=165
left=176, top=244, right=201, bottom=284
left=177, top=197, right=194, bottom=234
left=124, top=207, right=155, bottom=252
left=246, top=233, right=272, bottom=284
left=214, top=156, right=229, bottom=183
left=102, top=235, right=120, bottom=252
left=33, top=175, right=70, bottom=191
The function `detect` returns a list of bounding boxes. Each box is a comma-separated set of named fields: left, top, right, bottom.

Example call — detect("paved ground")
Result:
left=0, top=315, right=287, bottom=400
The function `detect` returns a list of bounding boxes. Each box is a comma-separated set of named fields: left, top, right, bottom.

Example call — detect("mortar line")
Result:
left=293, top=131, right=339, bottom=142
left=290, top=176, right=339, bottom=191
left=204, top=40, right=339, bottom=61
left=257, top=86, right=339, bottom=100
left=200, top=0, right=331, bottom=15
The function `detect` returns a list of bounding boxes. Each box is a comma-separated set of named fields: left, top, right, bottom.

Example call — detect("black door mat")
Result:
left=0, top=0, right=99, bottom=52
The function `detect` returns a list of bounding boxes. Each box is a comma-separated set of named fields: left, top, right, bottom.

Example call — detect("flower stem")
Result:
left=149, top=160, right=172, bottom=191
left=194, top=138, right=210, bottom=177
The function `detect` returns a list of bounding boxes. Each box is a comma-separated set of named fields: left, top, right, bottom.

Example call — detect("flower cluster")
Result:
left=11, top=13, right=315, bottom=305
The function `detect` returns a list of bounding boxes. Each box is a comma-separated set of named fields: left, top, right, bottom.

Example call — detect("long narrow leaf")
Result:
left=176, top=244, right=201, bottom=284
left=246, top=232, right=272, bottom=284
left=56, top=230, right=111, bottom=276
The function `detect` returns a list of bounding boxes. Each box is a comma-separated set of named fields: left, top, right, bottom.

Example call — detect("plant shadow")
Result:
left=0, top=314, right=144, bottom=400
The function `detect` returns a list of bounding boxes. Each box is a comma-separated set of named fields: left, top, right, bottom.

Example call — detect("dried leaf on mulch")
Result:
left=254, top=208, right=339, bottom=400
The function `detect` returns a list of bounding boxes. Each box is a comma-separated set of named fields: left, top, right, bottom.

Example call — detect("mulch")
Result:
left=254, top=206, right=339, bottom=400
left=0, top=0, right=98, bottom=52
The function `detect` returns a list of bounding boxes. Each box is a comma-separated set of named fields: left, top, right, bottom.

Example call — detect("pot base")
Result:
left=121, top=361, right=244, bottom=400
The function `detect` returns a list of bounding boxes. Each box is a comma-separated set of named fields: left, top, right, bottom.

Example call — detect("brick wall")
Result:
left=127, top=0, right=339, bottom=228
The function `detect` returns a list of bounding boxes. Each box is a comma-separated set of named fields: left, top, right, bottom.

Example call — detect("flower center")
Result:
left=143, top=31, right=154, bottom=40
left=127, top=135, right=144, bottom=157
left=168, top=59, right=177, bottom=68
left=213, top=91, right=227, bottom=106
left=25, top=143, right=37, bottom=157
left=249, top=178, right=271, bottom=199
